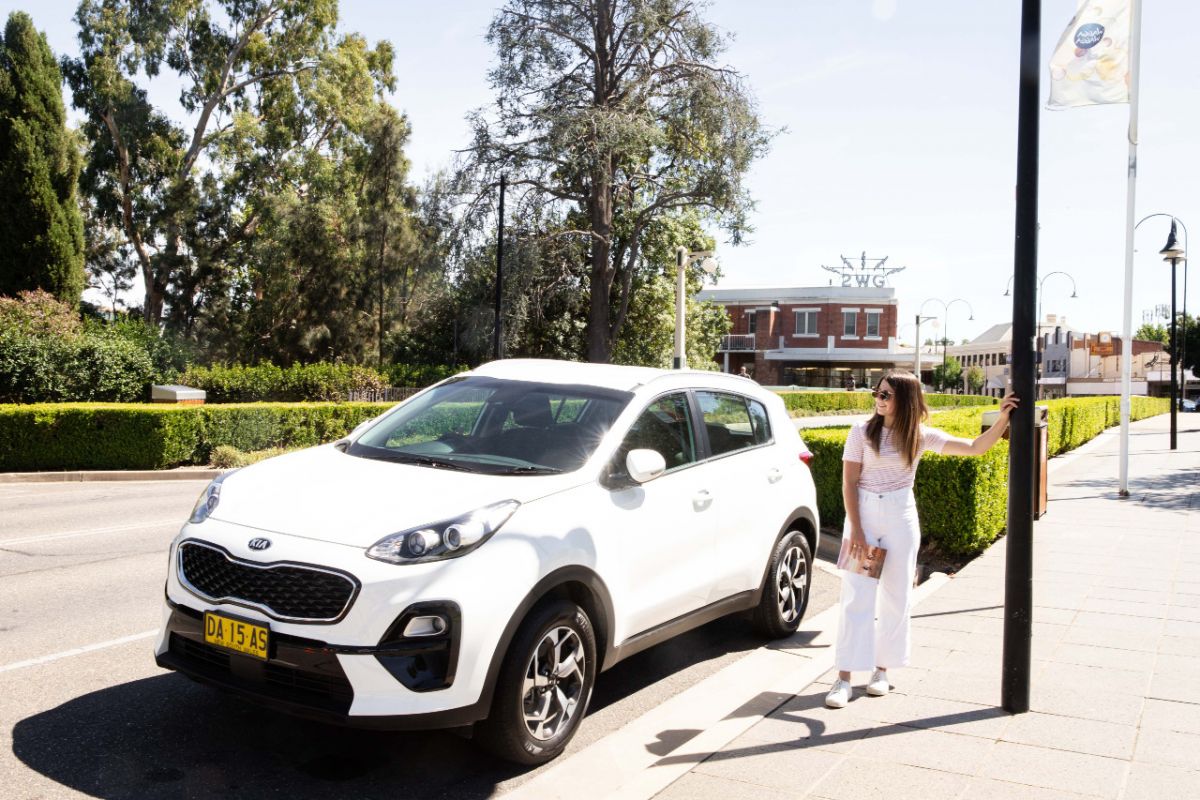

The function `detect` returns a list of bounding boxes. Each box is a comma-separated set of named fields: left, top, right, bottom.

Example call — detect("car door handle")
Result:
left=767, top=468, right=783, bottom=483
left=693, top=490, right=713, bottom=510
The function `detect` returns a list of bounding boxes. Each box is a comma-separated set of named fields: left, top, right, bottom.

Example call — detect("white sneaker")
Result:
left=825, top=679, right=852, bottom=709
left=866, top=669, right=890, bottom=697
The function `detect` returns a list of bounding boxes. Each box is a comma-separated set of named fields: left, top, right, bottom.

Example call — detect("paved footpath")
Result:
left=513, top=411, right=1200, bottom=800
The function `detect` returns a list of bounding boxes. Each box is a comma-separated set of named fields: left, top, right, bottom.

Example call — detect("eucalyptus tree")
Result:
left=0, top=12, right=85, bottom=303
left=64, top=0, right=394, bottom=330
left=467, top=0, right=771, bottom=362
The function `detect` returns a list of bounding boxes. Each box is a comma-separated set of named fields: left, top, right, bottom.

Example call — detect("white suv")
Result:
left=156, top=359, right=820, bottom=764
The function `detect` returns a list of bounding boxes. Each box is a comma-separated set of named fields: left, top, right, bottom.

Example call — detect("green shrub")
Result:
left=209, top=444, right=293, bottom=469
left=179, top=363, right=388, bottom=403
left=0, top=403, right=203, bottom=470
left=384, top=362, right=465, bottom=388
left=0, top=401, right=392, bottom=470
left=0, top=327, right=155, bottom=403
left=777, top=390, right=995, bottom=416
left=797, top=396, right=1170, bottom=557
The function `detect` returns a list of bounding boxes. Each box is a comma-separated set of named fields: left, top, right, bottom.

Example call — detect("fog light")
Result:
left=403, top=615, right=448, bottom=637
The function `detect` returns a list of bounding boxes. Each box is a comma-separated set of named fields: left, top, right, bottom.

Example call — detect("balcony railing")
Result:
left=719, top=334, right=756, bottom=352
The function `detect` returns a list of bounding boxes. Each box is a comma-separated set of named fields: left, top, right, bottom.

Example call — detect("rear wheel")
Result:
left=476, top=598, right=596, bottom=765
left=752, top=530, right=813, bottom=638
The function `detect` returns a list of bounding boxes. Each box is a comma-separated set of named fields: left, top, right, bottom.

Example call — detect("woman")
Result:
left=825, top=370, right=1018, bottom=709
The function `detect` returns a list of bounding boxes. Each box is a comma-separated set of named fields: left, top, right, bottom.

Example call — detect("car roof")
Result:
left=467, top=358, right=768, bottom=397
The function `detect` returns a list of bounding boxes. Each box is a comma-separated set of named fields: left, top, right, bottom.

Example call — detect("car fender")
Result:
left=754, top=507, right=820, bottom=603
left=475, top=565, right=616, bottom=714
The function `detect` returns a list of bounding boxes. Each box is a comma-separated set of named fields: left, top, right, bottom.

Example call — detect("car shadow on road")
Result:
left=11, top=672, right=522, bottom=800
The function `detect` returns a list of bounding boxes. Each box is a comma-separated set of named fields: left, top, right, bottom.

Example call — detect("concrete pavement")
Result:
left=513, top=411, right=1200, bottom=800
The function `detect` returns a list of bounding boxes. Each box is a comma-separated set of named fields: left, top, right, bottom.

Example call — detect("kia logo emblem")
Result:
left=248, top=538, right=272, bottom=551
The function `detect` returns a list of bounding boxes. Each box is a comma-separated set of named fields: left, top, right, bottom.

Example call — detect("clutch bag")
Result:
left=837, top=538, right=887, bottom=580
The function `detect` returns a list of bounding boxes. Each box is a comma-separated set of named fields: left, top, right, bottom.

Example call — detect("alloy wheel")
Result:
left=776, top=544, right=808, bottom=624
left=522, top=625, right=586, bottom=741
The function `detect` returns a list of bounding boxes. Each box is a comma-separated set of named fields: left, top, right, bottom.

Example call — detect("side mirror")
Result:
left=625, top=449, right=666, bottom=484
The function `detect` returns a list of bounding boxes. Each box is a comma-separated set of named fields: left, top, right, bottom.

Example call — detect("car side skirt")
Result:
left=603, top=590, right=759, bottom=669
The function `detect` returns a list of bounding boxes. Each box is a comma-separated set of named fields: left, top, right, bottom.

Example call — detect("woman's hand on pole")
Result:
left=998, top=391, right=1019, bottom=421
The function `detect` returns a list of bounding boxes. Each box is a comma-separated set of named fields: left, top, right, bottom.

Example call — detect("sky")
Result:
left=8, top=0, right=1198, bottom=345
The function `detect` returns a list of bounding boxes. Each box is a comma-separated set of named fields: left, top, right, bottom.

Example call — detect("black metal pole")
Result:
left=494, top=174, right=505, bottom=361
left=1002, top=0, right=1040, bottom=715
left=1170, top=257, right=1178, bottom=449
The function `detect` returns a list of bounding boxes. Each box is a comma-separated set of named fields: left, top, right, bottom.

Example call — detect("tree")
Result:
left=467, top=0, right=772, bottom=362
left=65, top=0, right=394, bottom=328
left=1135, top=322, right=1168, bottom=344
left=0, top=12, right=85, bottom=303
left=966, top=365, right=985, bottom=394
left=357, top=104, right=421, bottom=367
left=933, top=355, right=962, bottom=393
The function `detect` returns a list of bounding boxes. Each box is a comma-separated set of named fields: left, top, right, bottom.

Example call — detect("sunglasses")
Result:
left=871, top=390, right=894, bottom=401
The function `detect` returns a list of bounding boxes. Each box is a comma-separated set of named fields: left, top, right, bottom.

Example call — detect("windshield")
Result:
left=348, top=376, right=632, bottom=475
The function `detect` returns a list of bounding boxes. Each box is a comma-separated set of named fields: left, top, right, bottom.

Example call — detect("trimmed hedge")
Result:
left=0, top=402, right=393, bottom=471
left=178, top=362, right=468, bottom=403
left=177, top=364, right=388, bottom=403
left=799, top=396, right=1171, bottom=557
left=777, top=390, right=996, bottom=416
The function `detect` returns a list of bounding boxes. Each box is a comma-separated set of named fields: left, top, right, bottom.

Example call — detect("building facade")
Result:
left=945, top=316, right=1169, bottom=398
left=698, top=285, right=939, bottom=387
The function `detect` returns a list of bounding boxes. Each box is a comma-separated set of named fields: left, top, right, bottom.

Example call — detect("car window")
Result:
left=695, top=391, right=758, bottom=457
left=350, top=377, right=631, bottom=474
left=747, top=398, right=772, bottom=445
left=614, top=393, right=696, bottom=471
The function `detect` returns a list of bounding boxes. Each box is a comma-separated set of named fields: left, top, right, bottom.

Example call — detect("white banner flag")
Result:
left=1047, top=0, right=1132, bottom=109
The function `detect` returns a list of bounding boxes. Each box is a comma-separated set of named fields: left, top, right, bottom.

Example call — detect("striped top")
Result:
left=842, top=421, right=964, bottom=492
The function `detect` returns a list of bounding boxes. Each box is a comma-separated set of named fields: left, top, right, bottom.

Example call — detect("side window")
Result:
left=747, top=399, right=772, bottom=445
left=616, top=393, right=696, bottom=471
left=696, top=391, right=757, bottom=457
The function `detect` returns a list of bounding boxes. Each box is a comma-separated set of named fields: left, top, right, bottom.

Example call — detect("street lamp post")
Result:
left=913, top=314, right=937, bottom=379
left=1005, top=271, right=1078, bottom=398
left=1121, top=215, right=1189, bottom=492
left=1161, top=222, right=1186, bottom=450
left=919, top=298, right=974, bottom=392
left=673, top=247, right=716, bottom=369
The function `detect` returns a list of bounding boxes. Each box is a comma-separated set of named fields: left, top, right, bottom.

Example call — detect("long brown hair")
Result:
left=864, top=370, right=929, bottom=466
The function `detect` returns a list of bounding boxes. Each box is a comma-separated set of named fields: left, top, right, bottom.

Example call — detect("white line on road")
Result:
left=0, top=629, right=159, bottom=674
left=1, top=519, right=180, bottom=547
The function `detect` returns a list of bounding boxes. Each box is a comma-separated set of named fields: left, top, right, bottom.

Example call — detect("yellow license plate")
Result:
left=203, top=612, right=269, bottom=660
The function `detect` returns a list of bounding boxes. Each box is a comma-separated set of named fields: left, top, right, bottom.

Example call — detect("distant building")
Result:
left=945, top=314, right=1171, bottom=398
left=697, top=285, right=940, bottom=387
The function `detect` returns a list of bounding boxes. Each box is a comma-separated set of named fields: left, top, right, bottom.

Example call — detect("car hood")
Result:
left=208, top=445, right=587, bottom=547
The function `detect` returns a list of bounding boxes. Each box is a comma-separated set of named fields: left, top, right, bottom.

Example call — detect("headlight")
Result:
left=366, top=499, right=520, bottom=564
left=188, top=471, right=236, bottom=524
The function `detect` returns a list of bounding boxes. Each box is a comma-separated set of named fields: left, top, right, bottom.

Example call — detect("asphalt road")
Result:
left=0, top=480, right=840, bottom=799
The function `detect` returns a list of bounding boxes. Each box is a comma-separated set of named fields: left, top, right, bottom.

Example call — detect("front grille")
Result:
left=168, top=633, right=353, bottom=710
left=179, top=540, right=358, bottom=622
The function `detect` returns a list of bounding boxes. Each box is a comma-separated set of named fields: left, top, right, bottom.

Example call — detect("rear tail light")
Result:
left=799, top=450, right=814, bottom=466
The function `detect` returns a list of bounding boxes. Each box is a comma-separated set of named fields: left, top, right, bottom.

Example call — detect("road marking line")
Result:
left=1, top=519, right=179, bottom=546
left=0, top=629, right=159, bottom=674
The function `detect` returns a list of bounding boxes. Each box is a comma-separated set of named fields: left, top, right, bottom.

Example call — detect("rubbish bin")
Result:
left=982, top=404, right=1049, bottom=519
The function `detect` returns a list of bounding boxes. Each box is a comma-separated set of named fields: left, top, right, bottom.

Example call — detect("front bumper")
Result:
left=156, top=600, right=484, bottom=730
left=157, top=519, right=542, bottom=727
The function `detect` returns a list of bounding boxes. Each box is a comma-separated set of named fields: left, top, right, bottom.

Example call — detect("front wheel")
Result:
left=476, top=598, right=597, bottom=766
left=752, top=530, right=813, bottom=638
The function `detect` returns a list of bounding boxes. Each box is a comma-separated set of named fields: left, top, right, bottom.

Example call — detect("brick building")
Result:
left=697, top=285, right=939, bottom=387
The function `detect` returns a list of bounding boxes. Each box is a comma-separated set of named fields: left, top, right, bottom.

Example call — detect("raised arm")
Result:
left=941, top=393, right=1020, bottom=457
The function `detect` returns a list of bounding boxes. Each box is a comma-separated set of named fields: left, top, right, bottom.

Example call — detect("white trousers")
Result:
left=834, top=487, right=921, bottom=672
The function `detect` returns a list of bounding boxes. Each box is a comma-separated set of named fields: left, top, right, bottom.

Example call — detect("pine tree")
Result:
left=0, top=12, right=85, bottom=304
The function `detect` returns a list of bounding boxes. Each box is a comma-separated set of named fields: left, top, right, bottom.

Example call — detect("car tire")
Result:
left=476, top=598, right=597, bottom=766
left=752, top=530, right=813, bottom=638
